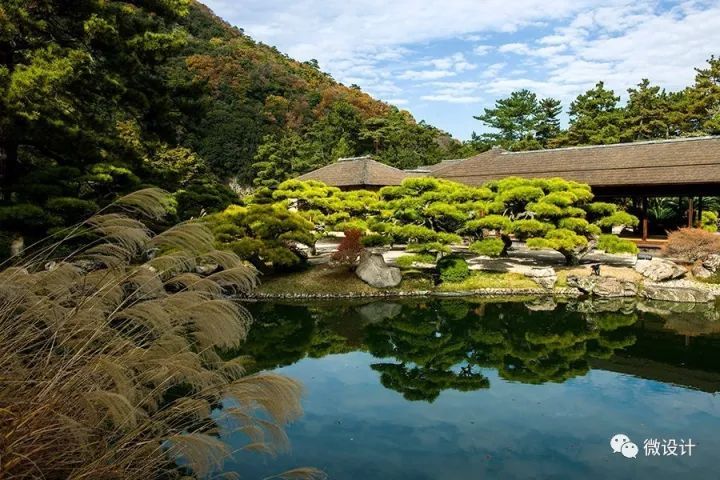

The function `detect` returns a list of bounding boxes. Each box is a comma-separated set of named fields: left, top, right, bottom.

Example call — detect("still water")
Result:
left=221, top=297, right=720, bottom=479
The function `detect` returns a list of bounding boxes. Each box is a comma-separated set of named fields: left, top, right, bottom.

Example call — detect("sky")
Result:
left=201, top=0, right=720, bottom=140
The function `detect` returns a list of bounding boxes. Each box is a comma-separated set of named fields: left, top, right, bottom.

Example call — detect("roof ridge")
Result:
left=502, top=135, right=720, bottom=155
left=361, top=157, right=370, bottom=183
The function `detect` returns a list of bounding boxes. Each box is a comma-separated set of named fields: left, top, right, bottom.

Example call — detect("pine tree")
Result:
left=565, top=81, right=626, bottom=145
left=625, top=79, right=671, bottom=140
left=682, top=56, right=720, bottom=134
left=473, top=89, right=542, bottom=148
left=534, top=98, right=563, bottom=146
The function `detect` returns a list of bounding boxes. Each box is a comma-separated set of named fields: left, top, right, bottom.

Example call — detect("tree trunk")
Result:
left=500, top=233, right=513, bottom=256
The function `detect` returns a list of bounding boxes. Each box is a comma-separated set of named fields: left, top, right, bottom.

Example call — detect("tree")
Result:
left=473, top=89, right=542, bottom=149
left=680, top=56, right=720, bottom=135
left=0, top=0, right=197, bottom=252
left=252, top=133, right=308, bottom=188
left=474, top=90, right=564, bottom=150
left=534, top=98, right=563, bottom=146
left=625, top=79, right=670, bottom=140
left=563, top=81, right=626, bottom=146
left=206, top=203, right=316, bottom=272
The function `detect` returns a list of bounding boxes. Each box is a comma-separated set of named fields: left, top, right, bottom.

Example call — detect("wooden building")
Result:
left=433, top=136, right=720, bottom=242
left=296, top=137, right=720, bottom=242
left=296, top=155, right=407, bottom=190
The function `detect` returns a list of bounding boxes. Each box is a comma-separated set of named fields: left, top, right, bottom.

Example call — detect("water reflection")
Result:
left=238, top=297, right=720, bottom=397
left=224, top=297, right=720, bottom=479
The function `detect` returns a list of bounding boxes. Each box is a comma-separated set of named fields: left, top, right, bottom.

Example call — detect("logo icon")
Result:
left=611, top=433, right=638, bottom=459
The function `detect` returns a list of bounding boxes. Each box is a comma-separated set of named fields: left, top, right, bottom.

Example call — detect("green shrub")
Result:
left=511, top=219, right=552, bottom=239
left=437, top=255, right=470, bottom=283
left=361, top=234, right=391, bottom=247
left=597, top=234, right=639, bottom=254
left=701, top=211, right=718, bottom=232
left=469, top=238, right=505, bottom=257
left=396, top=253, right=435, bottom=268
left=406, top=242, right=451, bottom=255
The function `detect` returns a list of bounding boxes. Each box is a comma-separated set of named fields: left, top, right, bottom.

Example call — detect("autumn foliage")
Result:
left=332, top=229, right=365, bottom=265
left=663, top=228, right=720, bottom=262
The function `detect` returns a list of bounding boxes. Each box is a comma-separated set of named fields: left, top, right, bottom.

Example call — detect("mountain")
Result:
left=0, top=0, right=463, bottom=256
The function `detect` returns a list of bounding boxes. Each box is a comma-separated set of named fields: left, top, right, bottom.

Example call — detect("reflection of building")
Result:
left=299, top=136, right=720, bottom=242
left=593, top=314, right=720, bottom=393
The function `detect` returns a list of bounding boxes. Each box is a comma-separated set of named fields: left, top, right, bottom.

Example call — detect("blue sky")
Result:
left=201, top=0, right=720, bottom=140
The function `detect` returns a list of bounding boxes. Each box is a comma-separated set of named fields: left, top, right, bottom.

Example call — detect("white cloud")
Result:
left=201, top=0, right=720, bottom=139
left=473, top=45, right=493, bottom=56
left=421, top=94, right=484, bottom=103
left=498, top=43, right=530, bottom=55
left=422, top=52, right=477, bottom=72
left=203, top=0, right=600, bottom=67
left=399, top=69, right=456, bottom=80
left=386, top=98, right=409, bottom=105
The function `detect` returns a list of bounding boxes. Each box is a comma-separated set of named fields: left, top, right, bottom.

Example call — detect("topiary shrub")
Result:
left=597, top=234, right=639, bottom=254
left=361, top=233, right=391, bottom=247
left=469, top=238, right=505, bottom=257
left=437, top=255, right=470, bottom=283
left=396, top=253, right=435, bottom=268
left=663, top=228, right=720, bottom=262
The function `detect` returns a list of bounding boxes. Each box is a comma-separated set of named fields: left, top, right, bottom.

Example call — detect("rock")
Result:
left=515, top=266, right=557, bottom=290
left=692, top=262, right=713, bottom=279
left=525, top=298, right=557, bottom=311
left=356, top=251, right=402, bottom=288
left=566, top=275, right=638, bottom=297
left=703, top=254, right=720, bottom=273
left=634, top=258, right=686, bottom=282
left=641, top=284, right=714, bottom=303
left=357, top=302, right=403, bottom=323
left=195, top=262, right=220, bottom=275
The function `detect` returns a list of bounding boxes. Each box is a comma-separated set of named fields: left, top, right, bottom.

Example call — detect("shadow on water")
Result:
left=220, top=296, right=720, bottom=479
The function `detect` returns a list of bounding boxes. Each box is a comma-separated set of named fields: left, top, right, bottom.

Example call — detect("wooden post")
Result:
left=641, top=196, right=649, bottom=241
left=688, top=197, right=694, bottom=228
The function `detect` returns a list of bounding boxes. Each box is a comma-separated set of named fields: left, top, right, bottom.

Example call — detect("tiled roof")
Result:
left=297, top=156, right=408, bottom=187
left=433, top=136, right=720, bottom=187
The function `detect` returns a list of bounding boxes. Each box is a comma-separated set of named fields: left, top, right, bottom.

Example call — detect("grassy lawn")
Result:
left=438, top=271, right=539, bottom=291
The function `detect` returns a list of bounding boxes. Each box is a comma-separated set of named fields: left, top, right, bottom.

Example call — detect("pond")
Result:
left=220, top=297, right=720, bottom=479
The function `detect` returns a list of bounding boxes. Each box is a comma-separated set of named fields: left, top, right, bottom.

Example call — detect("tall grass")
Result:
left=0, top=189, right=323, bottom=479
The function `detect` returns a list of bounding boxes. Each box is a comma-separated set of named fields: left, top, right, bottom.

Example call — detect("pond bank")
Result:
left=249, top=264, right=719, bottom=303
left=248, top=287, right=582, bottom=300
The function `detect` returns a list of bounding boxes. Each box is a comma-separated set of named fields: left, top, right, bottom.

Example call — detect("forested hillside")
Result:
left=180, top=3, right=465, bottom=185
left=0, top=0, right=462, bottom=256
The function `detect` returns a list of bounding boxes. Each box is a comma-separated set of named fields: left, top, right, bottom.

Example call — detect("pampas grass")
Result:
left=0, top=189, right=315, bottom=479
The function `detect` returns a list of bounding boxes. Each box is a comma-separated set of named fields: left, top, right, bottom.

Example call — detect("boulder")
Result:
left=566, top=275, right=638, bottom=297
left=634, top=258, right=686, bottom=282
left=515, top=266, right=557, bottom=290
left=692, top=263, right=713, bottom=279
left=641, top=284, right=714, bottom=303
left=703, top=254, right=720, bottom=273
left=356, top=251, right=402, bottom=288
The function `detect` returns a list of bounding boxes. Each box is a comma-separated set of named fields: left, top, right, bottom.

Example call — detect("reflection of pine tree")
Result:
left=232, top=303, right=350, bottom=372
left=371, top=363, right=489, bottom=402
left=365, top=302, right=490, bottom=401
left=235, top=299, right=639, bottom=400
